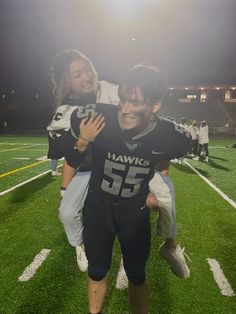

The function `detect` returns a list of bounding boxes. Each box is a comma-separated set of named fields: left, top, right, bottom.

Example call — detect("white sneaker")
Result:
left=205, top=157, right=209, bottom=162
left=52, top=170, right=61, bottom=176
left=159, top=243, right=190, bottom=279
left=115, top=258, right=128, bottom=289
left=76, top=245, right=88, bottom=272
left=193, top=156, right=199, bottom=161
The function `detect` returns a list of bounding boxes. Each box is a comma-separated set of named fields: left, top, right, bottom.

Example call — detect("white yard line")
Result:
left=9, top=150, right=47, bottom=152
left=18, top=249, right=51, bottom=282
left=207, top=258, right=235, bottom=297
left=0, top=162, right=62, bottom=196
left=208, top=146, right=227, bottom=149
left=185, top=161, right=236, bottom=209
left=36, top=156, right=48, bottom=161
left=12, top=157, right=31, bottom=160
left=1, top=144, right=41, bottom=153
left=0, top=170, right=51, bottom=196
left=0, top=143, right=47, bottom=145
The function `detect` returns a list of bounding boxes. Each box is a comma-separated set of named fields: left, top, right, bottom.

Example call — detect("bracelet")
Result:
left=74, top=139, right=89, bottom=152
left=79, top=135, right=94, bottom=143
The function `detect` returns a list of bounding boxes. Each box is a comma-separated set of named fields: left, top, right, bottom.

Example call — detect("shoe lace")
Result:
left=180, top=247, right=192, bottom=262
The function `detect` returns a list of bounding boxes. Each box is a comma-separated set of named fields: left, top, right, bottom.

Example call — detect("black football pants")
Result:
left=83, top=190, right=151, bottom=285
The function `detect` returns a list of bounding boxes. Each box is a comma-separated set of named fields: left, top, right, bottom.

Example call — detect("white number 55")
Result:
left=101, top=160, right=150, bottom=198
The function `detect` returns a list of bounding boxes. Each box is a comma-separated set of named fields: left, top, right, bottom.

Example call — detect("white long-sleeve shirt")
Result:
left=189, top=125, right=199, bottom=140
left=198, top=125, right=209, bottom=144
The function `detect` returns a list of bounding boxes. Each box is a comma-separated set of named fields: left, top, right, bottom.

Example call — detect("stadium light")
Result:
left=105, top=0, right=163, bottom=17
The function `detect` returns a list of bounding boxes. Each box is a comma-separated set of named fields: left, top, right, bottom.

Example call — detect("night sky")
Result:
left=0, top=0, right=236, bottom=103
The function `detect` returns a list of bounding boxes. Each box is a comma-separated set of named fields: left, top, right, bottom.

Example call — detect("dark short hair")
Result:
left=118, top=64, right=168, bottom=104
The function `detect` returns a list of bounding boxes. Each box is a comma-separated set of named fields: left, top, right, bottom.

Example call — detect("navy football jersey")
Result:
left=69, top=103, right=190, bottom=200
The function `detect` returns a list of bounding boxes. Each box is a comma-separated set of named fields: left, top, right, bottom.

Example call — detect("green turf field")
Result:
left=0, top=135, right=236, bottom=313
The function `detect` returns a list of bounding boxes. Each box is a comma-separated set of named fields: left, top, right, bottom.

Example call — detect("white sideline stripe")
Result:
left=0, top=164, right=63, bottom=196
left=18, top=249, right=51, bottom=282
left=185, top=161, right=236, bottom=209
left=207, top=258, right=235, bottom=297
left=12, top=157, right=31, bottom=160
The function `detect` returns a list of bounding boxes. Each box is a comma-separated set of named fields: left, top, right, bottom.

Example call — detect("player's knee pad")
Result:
left=88, top=265, right=109, bottom=281
left=126, top=270, right=146, bottom=285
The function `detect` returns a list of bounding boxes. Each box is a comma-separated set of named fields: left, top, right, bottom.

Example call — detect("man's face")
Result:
left=68, top=58, right=98, bottom=98
left=119, top=86, right=160, bottom=130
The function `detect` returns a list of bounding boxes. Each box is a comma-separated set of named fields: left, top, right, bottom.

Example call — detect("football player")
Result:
left=47, top=51, right=190, bottom=293
left=67, top=64, right=191, bottom=314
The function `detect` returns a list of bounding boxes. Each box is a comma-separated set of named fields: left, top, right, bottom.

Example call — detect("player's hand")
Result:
left=80, top=113, right=105, bottom=143
left=146, top=192, right=160, bottom=211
